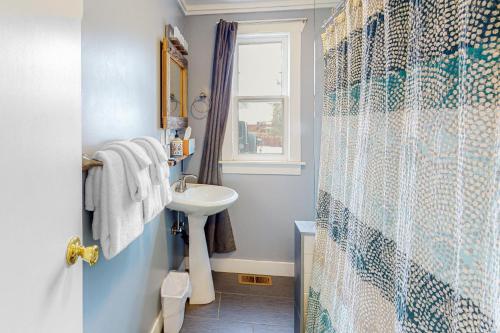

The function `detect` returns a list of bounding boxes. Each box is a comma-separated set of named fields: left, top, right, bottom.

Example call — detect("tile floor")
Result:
left=180, top=272, right=295, bottom=333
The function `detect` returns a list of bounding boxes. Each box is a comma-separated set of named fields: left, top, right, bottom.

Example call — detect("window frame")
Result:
left=220, top=19, right=306, bottom=175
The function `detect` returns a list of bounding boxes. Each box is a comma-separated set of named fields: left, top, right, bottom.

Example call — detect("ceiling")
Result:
left=178, top=0, right=341, bottom=15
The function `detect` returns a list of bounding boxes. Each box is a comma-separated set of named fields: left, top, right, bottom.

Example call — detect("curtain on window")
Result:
left=199, top=20, right=238, bottom=255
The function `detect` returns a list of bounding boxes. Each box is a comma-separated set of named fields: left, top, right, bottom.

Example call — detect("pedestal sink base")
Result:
left=166, top=183, right=239, bottom=305
left=187, top=215, right=215, bottom=305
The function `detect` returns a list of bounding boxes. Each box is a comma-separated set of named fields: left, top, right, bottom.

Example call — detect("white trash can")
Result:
left=161, top=271, right=192, bottom=333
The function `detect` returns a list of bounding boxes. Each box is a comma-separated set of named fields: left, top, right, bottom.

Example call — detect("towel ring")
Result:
left=190, top=92, right=210, bottom=120
left=170, top=93, right=180, bottom=115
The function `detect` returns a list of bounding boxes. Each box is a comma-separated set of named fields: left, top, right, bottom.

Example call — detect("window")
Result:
left=236, top=35, right=287, bottom=157
left=221, top=19, right=306, bottom=175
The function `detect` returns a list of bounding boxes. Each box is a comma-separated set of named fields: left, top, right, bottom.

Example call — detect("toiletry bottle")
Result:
left=170, top=131, right=184, bottom=156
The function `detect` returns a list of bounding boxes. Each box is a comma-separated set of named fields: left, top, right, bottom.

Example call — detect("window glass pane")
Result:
left=238, top=42, right=283, bottom=96
left=238, top=100, right=284, bottom=155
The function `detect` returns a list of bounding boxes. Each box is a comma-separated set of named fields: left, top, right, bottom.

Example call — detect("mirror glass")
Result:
left=170, top=59, right=182, bottom=117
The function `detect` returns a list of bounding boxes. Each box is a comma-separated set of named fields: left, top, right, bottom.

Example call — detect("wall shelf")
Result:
left=167, top=154, right=192, bottom=166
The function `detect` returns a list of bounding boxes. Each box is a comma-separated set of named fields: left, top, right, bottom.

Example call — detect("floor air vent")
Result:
left=238, top=274, right=273, bottom=286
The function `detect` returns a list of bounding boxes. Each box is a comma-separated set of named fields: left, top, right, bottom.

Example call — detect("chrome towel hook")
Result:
left=190, top=91, right=210, bottom=120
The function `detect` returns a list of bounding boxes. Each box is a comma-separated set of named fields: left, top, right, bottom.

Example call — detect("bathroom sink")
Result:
left=166, top=183, right=239, bottom=305
left=168, top=183, right=238, bottom=216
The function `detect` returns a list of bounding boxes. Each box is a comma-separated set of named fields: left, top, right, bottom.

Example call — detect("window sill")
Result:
left=219, top=160, right=305, bottom=175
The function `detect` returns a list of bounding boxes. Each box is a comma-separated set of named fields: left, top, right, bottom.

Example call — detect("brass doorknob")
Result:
left=66, top=237, right=99, bottom=266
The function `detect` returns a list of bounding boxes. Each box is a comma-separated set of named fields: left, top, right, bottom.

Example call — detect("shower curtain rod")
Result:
left=321, top=15, right=334, bottom=29
left=321, top=2, right=346, bottom=29
left=217, top=18, right=308, bottom=24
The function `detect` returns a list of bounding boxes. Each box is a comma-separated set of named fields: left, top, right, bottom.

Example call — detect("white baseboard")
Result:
left=182, top=256, right=294, bottom=276
left=210, top=258, right=294, bottom=277
left=150, top=312, right=163, bottom=333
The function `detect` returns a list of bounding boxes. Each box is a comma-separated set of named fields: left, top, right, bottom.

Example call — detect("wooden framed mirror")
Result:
left=161, top=25, right=188, bottom=130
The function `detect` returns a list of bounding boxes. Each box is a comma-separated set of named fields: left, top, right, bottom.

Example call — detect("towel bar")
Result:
left=81, top=154, right=181, bottom=171
left=82, top=155, right=103, bottom=171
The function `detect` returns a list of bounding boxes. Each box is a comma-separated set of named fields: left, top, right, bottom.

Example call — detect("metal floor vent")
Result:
left=238, top=274, right=273, bottom=286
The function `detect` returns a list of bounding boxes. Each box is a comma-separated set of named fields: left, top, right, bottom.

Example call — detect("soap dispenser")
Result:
left=170, top=130, right=184, bottom=157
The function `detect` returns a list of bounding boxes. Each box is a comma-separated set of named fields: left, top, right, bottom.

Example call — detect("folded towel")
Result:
left=87, top=150, right=144, bottom=259
left=85, top=165, right=103, bottom=240
left=132, top=137, right=169, bottom=183
left=132, top=137, right=172, bottom=207
left=132, top=140, right=164, bottom=185
left=104, top=142, right=152, bottom=202
left=142, top=183, right=164, bottom=223
left=85, top=166, right=96, bottom=211
left=113, top=141, right=152, bottom=169
left=131, top=137, right=171, bottom=221
left=135, top=136, right=168, bottom=162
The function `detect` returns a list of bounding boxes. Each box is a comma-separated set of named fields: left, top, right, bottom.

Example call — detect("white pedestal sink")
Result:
left=167, top=183, right=238, bottom=304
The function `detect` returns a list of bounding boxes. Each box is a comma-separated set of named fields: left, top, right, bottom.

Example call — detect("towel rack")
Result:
left=82, top=155, right=103, bottom=171
left=82, top=154, right=187, bottom=171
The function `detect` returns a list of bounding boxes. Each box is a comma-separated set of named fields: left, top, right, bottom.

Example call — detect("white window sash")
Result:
left=232, top=96, right=288, bottom=161
left=235, top=34, right=289, bottom=97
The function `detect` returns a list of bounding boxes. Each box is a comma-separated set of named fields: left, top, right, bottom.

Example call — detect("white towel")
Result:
left=104, top=142, right=152, bottom=202
left=133, top=136, right=169, bottom=183
left=85, top=165, right=103, bottom=240
left=132, top=140, right=164, bottom=185
left=132, top=137, right=172, bottom=207
left=86, top=150, right=144, bottom=259
left=135, top=136, right=168, bottom=162
left=142, top=183, right=164, bottom=223
left=127, top=140, right=163, bottom=222
left=132, top=137, right=172, bottom=222
left=85, top=166, right=96, bottom=211
left=111, top=140, right=152, bottom=168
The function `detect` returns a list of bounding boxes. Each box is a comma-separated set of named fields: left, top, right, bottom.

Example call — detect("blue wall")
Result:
left=83, top=167, right=184, bottom=333
left=83, top=217, right=166, bottom=332
left=81, top=0, right=186, bottom=332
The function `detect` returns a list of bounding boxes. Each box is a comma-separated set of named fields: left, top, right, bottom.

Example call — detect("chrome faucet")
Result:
left=175, top=174, right=198, bottom=193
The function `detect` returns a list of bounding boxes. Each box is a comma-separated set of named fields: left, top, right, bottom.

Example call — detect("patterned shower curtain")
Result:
left=307, top=0, right=499, bottom=332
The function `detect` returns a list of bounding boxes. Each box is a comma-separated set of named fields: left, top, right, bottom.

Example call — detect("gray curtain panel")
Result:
left=198, top=20, right=238, bottom=256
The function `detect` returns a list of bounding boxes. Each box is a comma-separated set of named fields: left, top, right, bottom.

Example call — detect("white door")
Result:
left=0, top=1, right=84, bottom=332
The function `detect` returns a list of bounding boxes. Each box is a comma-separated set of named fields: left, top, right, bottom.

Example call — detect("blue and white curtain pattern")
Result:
left=307, top=0, right=499, bottom=332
